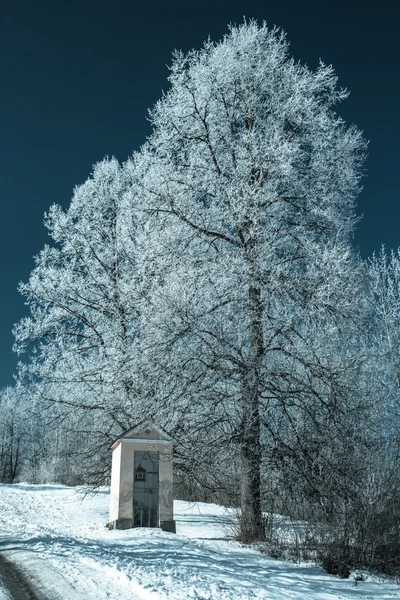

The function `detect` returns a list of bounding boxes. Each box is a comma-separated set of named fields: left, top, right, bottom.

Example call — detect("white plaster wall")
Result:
left=109, top=439, right=174, bottom=525
left=118, top=442, right=135, bottom=519
left=109, top=442, right=121, bottom=522
left=159, top=446, right=174, bottom=522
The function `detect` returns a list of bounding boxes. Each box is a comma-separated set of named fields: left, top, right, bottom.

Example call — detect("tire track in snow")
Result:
left=0, top=546, right=145, bottom=600
left=0, top=545, right=90, bottom=600
left=0, top=553, right=47, bottom=600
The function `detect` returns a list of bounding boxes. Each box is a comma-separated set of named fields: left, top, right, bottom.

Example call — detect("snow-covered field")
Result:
left=0, top=484, right=399, bottom=599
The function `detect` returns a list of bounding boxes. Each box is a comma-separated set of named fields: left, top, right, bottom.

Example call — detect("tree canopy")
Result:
left=11, top=22, right=400, bottom=570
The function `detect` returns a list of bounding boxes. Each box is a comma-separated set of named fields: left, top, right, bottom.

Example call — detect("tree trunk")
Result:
left=240, top=282, right=264, bottom=540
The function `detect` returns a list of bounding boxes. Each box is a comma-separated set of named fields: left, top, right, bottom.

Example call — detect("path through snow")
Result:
left=0, top=484, right=399, bottom=599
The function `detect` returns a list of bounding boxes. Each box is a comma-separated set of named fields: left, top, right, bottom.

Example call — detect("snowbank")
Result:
left=0, top=484, right=399, bottom=599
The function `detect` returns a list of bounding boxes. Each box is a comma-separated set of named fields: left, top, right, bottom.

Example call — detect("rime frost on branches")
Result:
left=138, top=21, right=366, bottom=539
left=14, top=22, right=368, bottom=536
left=13, top=158, right=144, bottom=458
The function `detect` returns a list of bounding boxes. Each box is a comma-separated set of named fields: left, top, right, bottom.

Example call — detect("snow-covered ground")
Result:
left=0, top=484, right=399, bottom=599
left=0, top=587, right=10, bottom=600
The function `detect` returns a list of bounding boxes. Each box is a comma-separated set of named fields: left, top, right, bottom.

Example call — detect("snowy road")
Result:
left=0, top=551, right=48, bottom=600
left=0, top=484, right=399, bottom=599
left=0, top=542, right=89, bottom=600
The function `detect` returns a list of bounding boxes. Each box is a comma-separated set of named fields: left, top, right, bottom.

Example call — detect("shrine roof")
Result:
left=108, top=420, right=173, bottom=450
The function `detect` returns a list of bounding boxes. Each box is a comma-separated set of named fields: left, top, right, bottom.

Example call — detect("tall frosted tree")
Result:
left=366, top=249, right=400, bottom=448
left=369, top=248, right=400, bottom=401
left=0, top=386, right=25, bottom=483
left=139, top=21, right=366, bottom=539
left=13, top=158, right=143, bottom=476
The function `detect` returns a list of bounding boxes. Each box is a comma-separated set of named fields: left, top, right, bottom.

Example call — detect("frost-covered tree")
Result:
left=0, top=387, right=25, bottom=482
left=13, top=158, right=143, bottom=476
left=369, top=247, right=400, bottom=404
left=138, top=21, right=366, bottom=539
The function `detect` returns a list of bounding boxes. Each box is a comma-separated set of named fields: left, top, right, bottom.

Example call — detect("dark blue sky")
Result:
left=1, top=0, right=398, bottom=387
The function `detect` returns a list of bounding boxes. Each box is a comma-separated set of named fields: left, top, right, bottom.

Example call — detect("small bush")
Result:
left=321, top=554, right=350, bottom=579
left=256, top=542, right=286, bottom=560
left=269, top=545, right=286, bottom=560
left=354, top=572, right=365, bottom=585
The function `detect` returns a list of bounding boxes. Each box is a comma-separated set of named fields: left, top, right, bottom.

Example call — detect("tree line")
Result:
left=2, top=21, right=400, bottom=575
